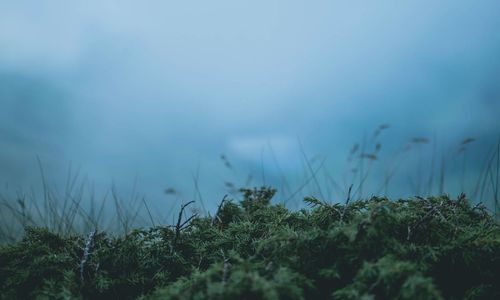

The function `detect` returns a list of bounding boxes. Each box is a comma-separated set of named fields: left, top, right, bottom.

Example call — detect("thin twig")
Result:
left=212, top=195, right=228, bottom=226
left=340, top=184, right=353, bottom=223
left=298, top=137, right=325, bottom=200
left=142, top=197, right=155, bottom=227
left=172, top=201, right=196, bottom=250
left=80, top=230, right=97, bottom=281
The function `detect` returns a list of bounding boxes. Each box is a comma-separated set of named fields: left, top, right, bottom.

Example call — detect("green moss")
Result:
left=148, top=254, right=311, bottom=300
left=1, top=187, right=499, bottom=299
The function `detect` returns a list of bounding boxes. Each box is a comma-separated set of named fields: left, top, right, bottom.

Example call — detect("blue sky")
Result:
left=1, top=1, right=499, bottom=211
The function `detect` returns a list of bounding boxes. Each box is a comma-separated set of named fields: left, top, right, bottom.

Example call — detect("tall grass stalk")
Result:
left=2, top=131, right=500, bottom=243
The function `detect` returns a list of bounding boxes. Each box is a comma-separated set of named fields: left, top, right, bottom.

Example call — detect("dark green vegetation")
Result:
left=1, top=187, right=499, bottom=299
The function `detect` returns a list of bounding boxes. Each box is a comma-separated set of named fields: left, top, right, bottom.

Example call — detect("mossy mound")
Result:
left=1, top=188, right=499, bottom=299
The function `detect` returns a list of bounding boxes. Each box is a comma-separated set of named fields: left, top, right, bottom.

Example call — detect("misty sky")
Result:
left=1, top=1, right=500, bottom=211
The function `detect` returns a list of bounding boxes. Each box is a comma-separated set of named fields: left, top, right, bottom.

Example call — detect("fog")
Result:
left=1, top=1, right=500, bottom=213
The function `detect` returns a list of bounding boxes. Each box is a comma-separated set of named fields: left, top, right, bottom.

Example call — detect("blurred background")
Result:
left=1, top=1, right=499, bottom=227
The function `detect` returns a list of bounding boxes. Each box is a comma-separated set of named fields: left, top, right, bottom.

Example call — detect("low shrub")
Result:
left=1, top=187, right=498, bottom=299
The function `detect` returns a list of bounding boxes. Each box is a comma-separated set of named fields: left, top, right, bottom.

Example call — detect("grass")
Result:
left=0, top=188, right=498, bottom=299
left=0, top=129, right=499, bottom=298
left=1, top=128, right=500, bottom=241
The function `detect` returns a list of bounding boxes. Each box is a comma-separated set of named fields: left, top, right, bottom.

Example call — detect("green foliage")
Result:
left=333, top=256, right=442, bottom=300
left=149, top=254, right=311, bottom=300
left=1, top=187, right=499, bottom=299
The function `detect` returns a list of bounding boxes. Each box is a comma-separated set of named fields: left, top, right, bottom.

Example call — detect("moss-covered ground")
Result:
left=1, top=187, right=499, bottom=299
